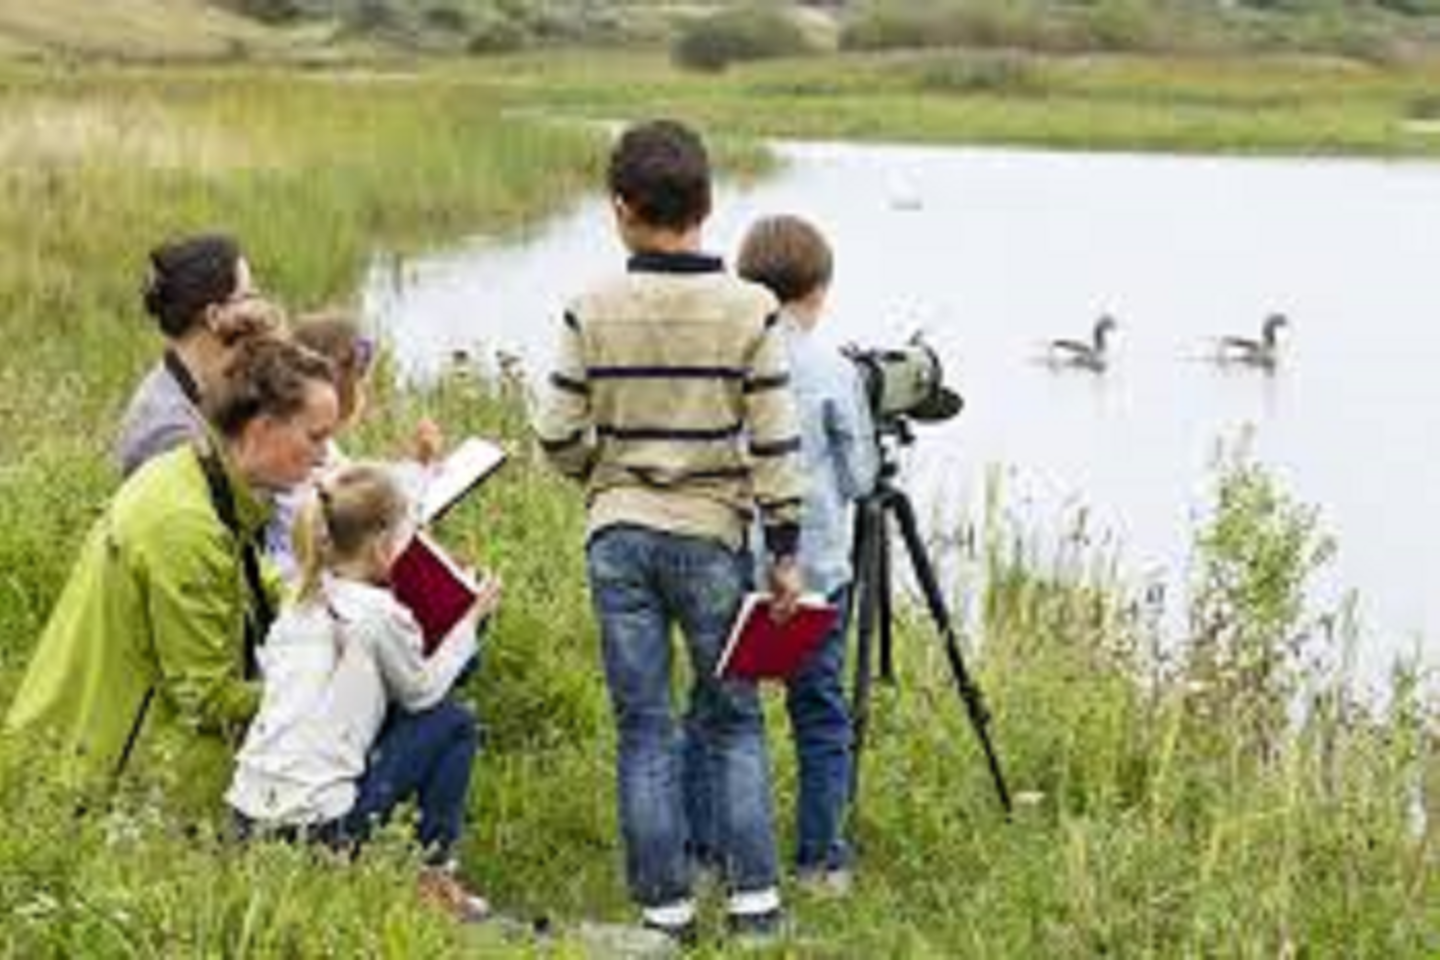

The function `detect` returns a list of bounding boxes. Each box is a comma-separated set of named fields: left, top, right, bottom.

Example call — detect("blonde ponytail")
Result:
left=292, top=464, right=408, bottom=605
left=293, top=486, right=332, bottom=605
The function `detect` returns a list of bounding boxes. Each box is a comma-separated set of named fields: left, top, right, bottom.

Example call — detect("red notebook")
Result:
left=389, top=529, right=478, bottom=656
left=715, top=593, right=838, bottom=682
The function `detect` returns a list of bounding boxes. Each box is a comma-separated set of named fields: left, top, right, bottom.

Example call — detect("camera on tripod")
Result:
left=843, top=334, right=964, bottom=436
left=841, top=333, right=1011, bottom=815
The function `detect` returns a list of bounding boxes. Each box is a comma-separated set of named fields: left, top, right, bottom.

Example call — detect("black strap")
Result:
left=163, top=348, right=203, bottom=405
left=109, top=444, right=269, bottom=782
left=198, top=445, right=272, bottom=680
left=112, top=685, right=156, bottom=781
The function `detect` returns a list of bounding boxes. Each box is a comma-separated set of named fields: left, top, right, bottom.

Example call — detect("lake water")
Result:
left=364, top=140, right=1440, bottom=691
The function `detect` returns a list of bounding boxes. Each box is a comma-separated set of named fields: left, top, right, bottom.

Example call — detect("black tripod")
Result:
left=846, top=425, right=1012, bottom=814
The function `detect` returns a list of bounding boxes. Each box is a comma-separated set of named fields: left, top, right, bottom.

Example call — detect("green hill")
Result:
left=0, top=0, right=298, bottom=59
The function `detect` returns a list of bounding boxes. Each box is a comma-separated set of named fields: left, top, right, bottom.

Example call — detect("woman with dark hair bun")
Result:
left=116, top=232, right=283, bottom=477
left=7, top=337, right=340, bottom=808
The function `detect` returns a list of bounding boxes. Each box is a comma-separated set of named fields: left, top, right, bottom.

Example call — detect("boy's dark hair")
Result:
left=143, top=233, right=244, bottom=338
left=737, top=214, right=834, bottom=305
left=206, top=336, right=334, bottom=439
left=607, top=120, right=712, bottom=231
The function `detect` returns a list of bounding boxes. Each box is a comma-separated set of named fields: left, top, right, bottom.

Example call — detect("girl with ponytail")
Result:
left=228, top=462, right=501, bottom=924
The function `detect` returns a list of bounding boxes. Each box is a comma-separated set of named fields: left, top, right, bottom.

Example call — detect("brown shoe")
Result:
left=418, top=866, right=491, bottom=924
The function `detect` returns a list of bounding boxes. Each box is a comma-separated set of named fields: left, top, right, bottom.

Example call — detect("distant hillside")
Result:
left=0, top=0, right=677, bottom=60
left=211, top=0, right=714, bottom=52
left=0, top=0, right=299, bottom=59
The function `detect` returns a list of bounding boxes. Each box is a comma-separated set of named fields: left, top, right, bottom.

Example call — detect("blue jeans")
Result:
left=689, top=584, right=855, bottom=873
left=786, top=583, right=854, bottom=871
left=587, top=525, right=779, bottom=909
left=344, top=699, right=479, bottom=862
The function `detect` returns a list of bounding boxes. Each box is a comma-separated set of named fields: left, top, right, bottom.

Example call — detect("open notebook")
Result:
left=715, top=593, right=838, bottom=682
left=389, top=436, right=506, bottom=655
left=418, top=436, right=507, bottom=525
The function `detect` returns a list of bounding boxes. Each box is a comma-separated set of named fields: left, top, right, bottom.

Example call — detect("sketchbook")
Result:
left=418, top=436, right=507, bottom=526
left=715, top=592, right=838, bottom=682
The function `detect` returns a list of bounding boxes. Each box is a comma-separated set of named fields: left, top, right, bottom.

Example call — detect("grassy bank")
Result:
left=493, top=49, right=1440, bottom=156
left=0, top=60, right=1436, bottom=956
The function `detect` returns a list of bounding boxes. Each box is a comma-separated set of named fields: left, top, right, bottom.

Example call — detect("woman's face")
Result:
left=235, top=380, right=340, bottom=492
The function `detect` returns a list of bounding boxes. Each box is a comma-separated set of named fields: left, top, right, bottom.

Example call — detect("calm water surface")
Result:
left=364, top=141, right=1440, bottom=689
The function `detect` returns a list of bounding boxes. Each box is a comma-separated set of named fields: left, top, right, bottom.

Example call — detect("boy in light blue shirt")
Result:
left=738, top=214, right=879, bottom=890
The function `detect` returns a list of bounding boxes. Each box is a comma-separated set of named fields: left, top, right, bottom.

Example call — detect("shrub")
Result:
left=349, top=0, right=401, bottom=33
left=422, top=5, right=469, bottom=34
left=907, top=51, right=1049, bottom=96
left=1185, top=435, right=1336, bottom=761
left=841, top=0, right=1075, bottom=53
left=1378, top=0, right=1440, bottom=14
left=467, top=16, right=528, bottom=55
left=672, top=5, right=811, bottom=73
left=216, top=0, right=304, bottom=24
left=1084, top=0, right=1161, bottom=51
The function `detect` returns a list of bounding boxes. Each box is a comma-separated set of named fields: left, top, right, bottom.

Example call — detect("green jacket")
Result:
left=6, top=443, right=269, bottom=803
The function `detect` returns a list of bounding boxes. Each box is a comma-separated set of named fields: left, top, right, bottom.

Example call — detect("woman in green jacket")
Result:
left=7, top=336, right=339, bottom=807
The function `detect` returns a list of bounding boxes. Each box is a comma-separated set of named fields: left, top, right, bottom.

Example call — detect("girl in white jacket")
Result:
left=228, top=462, right=500, bottom=922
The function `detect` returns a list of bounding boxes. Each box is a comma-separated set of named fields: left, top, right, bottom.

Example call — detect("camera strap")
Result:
left=197, top=443, right=272, bottom=682
left=109, top=446, right=270, bottom=782
left=163, top=348, right=202, bottom=406
left=111, top=441, right=272, bottom=781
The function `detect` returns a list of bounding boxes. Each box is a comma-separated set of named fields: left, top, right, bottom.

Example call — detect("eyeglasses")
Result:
left=354, top=335, right=377, bottom=375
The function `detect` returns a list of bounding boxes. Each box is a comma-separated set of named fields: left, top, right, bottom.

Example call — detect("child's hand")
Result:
left=767, top=556, right=805, bottom=623
left=470, top=572, right=503, bottom=621
left=412, top=417, right=444, bottom=465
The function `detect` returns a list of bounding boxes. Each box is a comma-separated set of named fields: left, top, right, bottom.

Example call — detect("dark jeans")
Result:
left=235, top=699, right=479, bottom=864
left=587, top=525, right=779, bottom=909
left=785, top=583, right=854, bottom=871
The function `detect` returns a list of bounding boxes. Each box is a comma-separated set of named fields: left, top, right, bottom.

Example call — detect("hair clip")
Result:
left=353, top=335, right=377, bottom=375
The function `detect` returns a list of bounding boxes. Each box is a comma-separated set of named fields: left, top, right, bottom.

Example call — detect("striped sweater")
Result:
left=534, top=250, right=804, bottom=557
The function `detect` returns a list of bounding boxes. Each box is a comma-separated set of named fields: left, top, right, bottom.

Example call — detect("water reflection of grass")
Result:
left=0, top=61, right=1435, bottom=955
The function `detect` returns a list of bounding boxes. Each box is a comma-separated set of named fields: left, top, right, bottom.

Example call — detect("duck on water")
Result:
left=1216, top=312, right=1289, bottom=368
left=1048, top=315, right=1118, bottom=372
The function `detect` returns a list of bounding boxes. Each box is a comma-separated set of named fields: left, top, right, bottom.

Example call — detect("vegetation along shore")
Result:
left=1, top=4, right=1436, bottom=953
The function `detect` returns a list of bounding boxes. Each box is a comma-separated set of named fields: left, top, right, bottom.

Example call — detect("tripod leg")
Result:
left=847, top=496, right=883, bottom=805
left=877, top=494, right=896, bottom=684
left=889, top=491, right=1013, bottom=814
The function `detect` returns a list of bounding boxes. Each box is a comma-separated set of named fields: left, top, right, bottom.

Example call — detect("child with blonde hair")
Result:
left=228, top=462, right=500, bottom=922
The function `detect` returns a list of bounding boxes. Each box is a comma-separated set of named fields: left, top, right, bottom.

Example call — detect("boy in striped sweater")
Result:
left=534, top=119, right=804, bottom=944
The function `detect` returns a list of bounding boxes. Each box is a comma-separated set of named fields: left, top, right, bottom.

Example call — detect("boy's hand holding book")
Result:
left=716, top=590, right=836, bottom=681
left=766, top=555, right=805, bottom=623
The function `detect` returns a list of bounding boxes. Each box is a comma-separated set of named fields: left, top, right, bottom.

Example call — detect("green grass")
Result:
left=0, top=57, right=1436, bottom=956
left=487, top=48, right=1440, bottom=156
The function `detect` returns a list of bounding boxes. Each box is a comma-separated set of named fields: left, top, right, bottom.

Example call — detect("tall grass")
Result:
left=0, top=59, right=1435, bottom=956
left=0, top=64, right=598, bottom=679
